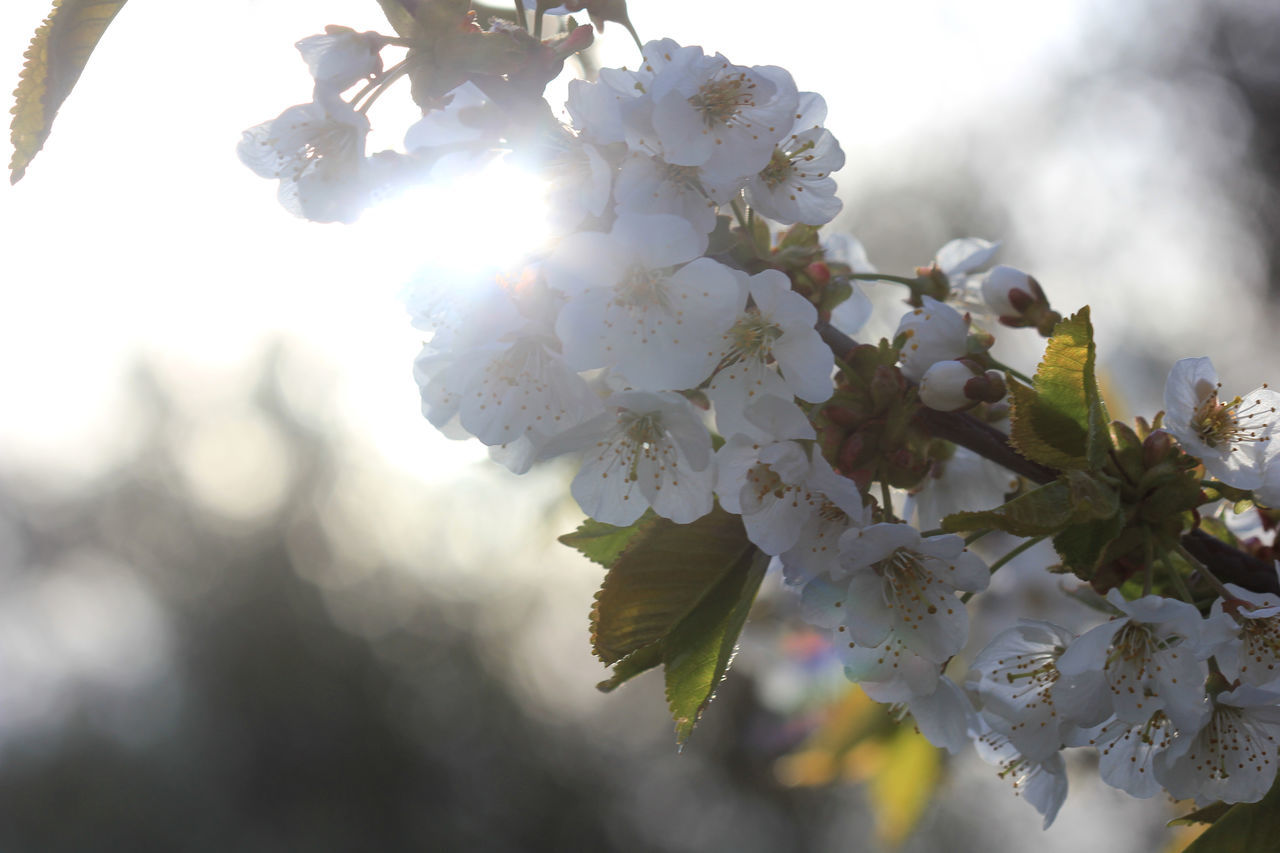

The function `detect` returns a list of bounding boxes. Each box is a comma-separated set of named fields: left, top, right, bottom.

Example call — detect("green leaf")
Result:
left=942, top=480, right=1075, bottom=537
left=1063, top=469, right=1120, bottom=521
left=1008, top=307, right=1111, bottom=471
left=1181, top=772, right=1280, bottom=852
left=1053, top=513, right=1126, bottom=574
left=590, top=505, right=757, bottom=665
left=10, top=0, right=129, bottom=183
left=558, top=510, right=659, bottom=568
left=664, top=548, right=769, bottom=745
left=595, top=642, right=662, bottom=693
left=1170, top=801, right=1232, bottom=827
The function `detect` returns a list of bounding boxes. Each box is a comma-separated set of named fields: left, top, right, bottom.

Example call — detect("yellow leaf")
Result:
left=10, top=0, right=129, bottom=183
left=868, top=726, right=941, bottom=847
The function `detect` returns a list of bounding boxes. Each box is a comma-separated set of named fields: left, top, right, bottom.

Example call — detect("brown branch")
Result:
left=817, top=321, right=1280, bottom=596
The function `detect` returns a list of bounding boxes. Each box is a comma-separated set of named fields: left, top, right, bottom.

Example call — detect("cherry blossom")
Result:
left=907, top=446, right=1017, bottom=532
left=971, top=620, right=1108, bottom=760
left=707, top=269, right=834, bottom=439
left=295, top=26, right=384, bottom=95
left=743, top=92, right=844, bottom=226
left=1159, top=685, right=1280, bottom=805
left=646, top=45, right=798, bottom=178
left=237, top=97, right=371, bottom=222
left=1070, top=711, right=1178, bottom=799
left=545, top=213, right=743, bottom=391
left=836, top=524, right=988, bottom=663
left=1212, top=582, right=1280, bottom=688
left=895, top=297, right=969, bottom=383
left=1163, top=356, right=1280, bottom=490
left=715, top=398, right=847, bottom=555
left=1055, top=590, right=1217, bottom=731
left=975, top=717, right=1069, bottom=829
left=540, top=391, right=714, bottom=525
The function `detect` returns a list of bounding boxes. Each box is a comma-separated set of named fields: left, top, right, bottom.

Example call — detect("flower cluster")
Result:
left=240, top=16, right=1280, bottom=832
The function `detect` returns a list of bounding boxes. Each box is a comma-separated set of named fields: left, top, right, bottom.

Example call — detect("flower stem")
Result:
left=730, top=197, right=750, bottom=232
left=1175, top=542, right=1234, bottom=599
left=961, top=535, right=1044, bottom=602
left=879, top=480, right=896, bottom=522
left=964, top=528, right=995, bottom=546
left=353, top=56, right=418, bottom=114
left=987, top=357, right=1033, bottom=386
left=847, top=272, right=922, bottom=287
left=1142, top=530, right=1154, bottom=597
left=1159, top=547, right=1196, bottom=604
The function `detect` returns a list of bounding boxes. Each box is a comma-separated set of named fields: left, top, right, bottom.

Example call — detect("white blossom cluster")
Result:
left=238, top=24, right=1280, bottom=830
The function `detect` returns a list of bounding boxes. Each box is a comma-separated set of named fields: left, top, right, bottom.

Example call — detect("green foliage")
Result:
left=1052, top=514, right=1127, bottom=574
left=558, top=511, right=660, bottom=567
left=1170, top=801, right=1233, bottom=827
left=10, top=0, right=129, bottom=183
left=942, top=470, right=1119, bottom=540
left=664, top=548, right=768, bottom=744
left=570, top=506, right=766, bottom=743
left=1008, top=307, right=1111, bottom=472
left=943, top=480, right=1074, bottom=536
left=1179, top=774, right=1280, bottom=852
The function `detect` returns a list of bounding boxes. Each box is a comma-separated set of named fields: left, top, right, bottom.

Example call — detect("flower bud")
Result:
left=919, top=359, right=979, bottom=411
left=964, top=369, right=1007, bottom=404
left=981, top=265, right=1032, bottom=317
left=805, top=261, right=832, bottom=287
left=1142, top=429, right=1176, bottom=469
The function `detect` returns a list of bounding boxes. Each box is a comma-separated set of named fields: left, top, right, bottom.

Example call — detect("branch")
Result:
left=816, top=321, right=1280, bottom=596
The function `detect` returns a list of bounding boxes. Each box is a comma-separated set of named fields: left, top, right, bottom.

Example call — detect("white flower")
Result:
left=907, top=676, right=986, bottom=756
left=918, top=359, right=978, bottom=412
left=907, top=446, right=1017, bottom=532
left=545, top=214, right=743, bottom=391
left=708, top=269, right=834, bottom=439
left=971, top=620, right=1109, bottom=761
left=646, top=45, right=798, bottom=177
left=1072, top=711, right=1178, bottom=799
left=837, top=524, right=988, bottom=663
left=1158, top=685, right=1280, bottom=805
left=800, top=574, right=943, bottom=702
left=541, top=391, right=714, bottom=526
left=895, top=296, right=969, bottom=383
left=237, top=97, right=372, bottom=223
left=743, top=92, right=844, bottom=226
left=934, top=237, right=1000, bottom=287
left=542, top=134, right=614, bottom=232
left=1211, top=582, right=1280, bottom=688
left=974, top=717, right=1069, bottom=829
left=1163, top=356, right=1280, bottom=490
left=612, top=152, right=720, bottom=235
left=779, top=480, right=869, bottom=586
left=295, top=26, right=384, bottom=95
left=715, top=398, right=839, bottom=555
left=419, top=334, right=603, bottom=453
left=800, top=575, right=982, bottom=754
left=1055, top=590, right=1213, bottom=731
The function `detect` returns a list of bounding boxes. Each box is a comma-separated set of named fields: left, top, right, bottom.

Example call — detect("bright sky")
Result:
left=0, top=0, right=1272, bottom=493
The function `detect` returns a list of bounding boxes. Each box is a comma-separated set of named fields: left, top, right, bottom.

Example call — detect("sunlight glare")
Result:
left=353, top=155, right=555, bottom=286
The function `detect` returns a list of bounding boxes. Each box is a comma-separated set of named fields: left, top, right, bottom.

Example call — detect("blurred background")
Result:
left=2, top=0, right=1279, bottom=849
